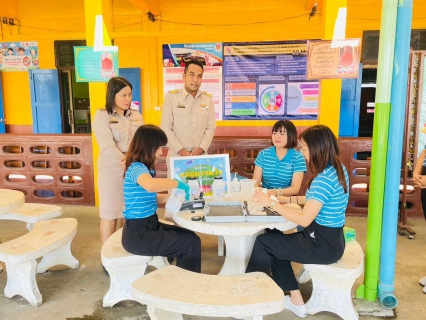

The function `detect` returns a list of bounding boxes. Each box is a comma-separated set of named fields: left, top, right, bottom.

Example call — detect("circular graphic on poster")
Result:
left=287, top=84, right=303, bottom=114
left=260, top=86, right=283, bottom=113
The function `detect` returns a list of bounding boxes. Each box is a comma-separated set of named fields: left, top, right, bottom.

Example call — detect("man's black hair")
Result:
left=184, top=60, right=204, bottom=73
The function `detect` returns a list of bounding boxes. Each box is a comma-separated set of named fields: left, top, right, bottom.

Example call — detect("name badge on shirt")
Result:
left=176, top=103, right=186, bottom=108
left=130, top=117, right=140, bottom=122
left=109, top=117, right=118, bottom=124
left=199, top=104, right=208, bottom=110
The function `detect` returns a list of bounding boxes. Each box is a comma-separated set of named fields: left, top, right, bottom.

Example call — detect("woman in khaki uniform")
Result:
left=93, top=77, right=143, bottom=247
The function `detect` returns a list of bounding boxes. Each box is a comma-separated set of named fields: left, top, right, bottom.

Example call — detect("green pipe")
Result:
left=356, top=0, right=398, bottom=301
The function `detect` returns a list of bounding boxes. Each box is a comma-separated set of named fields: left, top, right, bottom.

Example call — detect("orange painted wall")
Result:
left=1, top=0, right=426, bottom=129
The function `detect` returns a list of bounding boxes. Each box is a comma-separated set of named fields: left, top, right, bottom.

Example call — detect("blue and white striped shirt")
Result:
left=254, top=147, right=307, bottom=189
left=123, top=162, right=157, bottom=219
left=306, top=164, right=349, bottom=227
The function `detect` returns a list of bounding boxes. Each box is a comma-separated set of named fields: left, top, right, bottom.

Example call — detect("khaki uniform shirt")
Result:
left=161, top=87, right=216, bottom=154
left=93, top=109, right=143, bottom=164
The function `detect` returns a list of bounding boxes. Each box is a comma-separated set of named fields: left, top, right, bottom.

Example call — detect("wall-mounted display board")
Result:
left=0, top=41, right=39, bottom=71
left=222, top=41, right=318, bottom=120
left=162, top=43, right=223, bottom=120
left=307, top=39, right=360, bottom=79
left=74, top=46, right=119, bottom=82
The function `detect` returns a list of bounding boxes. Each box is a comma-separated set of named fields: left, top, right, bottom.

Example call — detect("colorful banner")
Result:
left=223, top=41, right=318, bottom=120
left=162, top=43, right=223, bottom=120
left=0, top=41, right=39, bottom=71
left=169, top=154, right=231, bottom=197
left=74, top=46, right=119, bottom=82
left=307, top=39, right=361, bottom=79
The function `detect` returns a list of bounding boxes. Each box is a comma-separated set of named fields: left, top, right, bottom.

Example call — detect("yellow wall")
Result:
left=1, top=0, right=426, bottom=128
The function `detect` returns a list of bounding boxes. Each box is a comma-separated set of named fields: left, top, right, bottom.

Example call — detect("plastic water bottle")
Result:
left=212, top=176, right=225, bottom=200
left=230, top=173, right=240, bottom=200
left=187, top=177, right=200, bottom=199
left=165, top=188, right=186, bottom=214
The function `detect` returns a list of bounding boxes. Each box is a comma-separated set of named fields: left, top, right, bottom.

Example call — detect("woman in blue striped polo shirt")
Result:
left=246, top=125, right=349, bottom=318
left=121, top=125, right=201, bottom=273
left=253, top=120, right=306, bottom=198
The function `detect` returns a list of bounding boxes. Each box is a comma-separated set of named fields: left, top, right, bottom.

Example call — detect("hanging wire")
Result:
left=1, top=9, right=330, bottom=34
left=114, top=22, right=144, bottom=29
left=14, top=24, right=77, bottom=32
left=154, top=13, right=311, bottom=27
left=160, top=0, right=305, bottom=11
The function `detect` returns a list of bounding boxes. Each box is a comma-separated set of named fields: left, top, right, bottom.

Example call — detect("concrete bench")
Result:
left=132, top=265, right=284, bottom=319
left=101, top=227, right=169, bottom=307
left=420, top=276, right=426, bottom=293
left=304, top=240, right=364, bottom=320
left=0, top=203, right=62, bottom=231
left=0, top=218, right=79, bottom=307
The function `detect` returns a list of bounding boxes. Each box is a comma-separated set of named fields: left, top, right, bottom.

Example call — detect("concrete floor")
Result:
left=0, top=205, right=425, bottom=320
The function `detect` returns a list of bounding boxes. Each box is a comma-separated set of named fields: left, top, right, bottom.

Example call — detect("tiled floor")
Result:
left=0, top=205, right=425, bottom=320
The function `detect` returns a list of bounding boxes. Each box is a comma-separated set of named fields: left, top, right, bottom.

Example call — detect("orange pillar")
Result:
left=317, top=0, right=347, bottom=135
left=83, top=0, right=113, bottom=206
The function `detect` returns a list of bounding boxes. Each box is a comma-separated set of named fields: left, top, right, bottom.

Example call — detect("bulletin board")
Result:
left=162, top=41, right=318, bottom=121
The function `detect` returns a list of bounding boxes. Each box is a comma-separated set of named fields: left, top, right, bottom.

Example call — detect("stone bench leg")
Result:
left=37, top=240, right=80, bottom=273
left=103, top=263, right=149, bottom=307
left=218, top=235, right=225, bottom=256
left=147, top=307, right=263, bottom=320
left=296, top=267, right=311, bottom=284
left=147, top=306, right=183, bottom=320
left=306, top=271, right=358, bottom=320
left=148, top=256, right=169, bottom=269
left=4, top=260, right=42, bottom=307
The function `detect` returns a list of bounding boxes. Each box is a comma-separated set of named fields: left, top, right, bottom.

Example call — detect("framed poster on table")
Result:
left=169, top=154, right=231, bottom=198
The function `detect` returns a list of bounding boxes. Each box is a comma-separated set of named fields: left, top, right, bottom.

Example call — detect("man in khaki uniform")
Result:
left=161, top=59, right=217, bottom=172
left=161, top=60, right=216, bottom=220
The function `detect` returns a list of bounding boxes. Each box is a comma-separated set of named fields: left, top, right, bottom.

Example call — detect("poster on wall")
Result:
left=417, top=57, right=426, bottom=159
left=74, top=46, right=119, bottom=82
left=169, top=154, right=231, bottom=197
left=162, top=43, right=223, bottom=120
left=222, top=41, right=318, bottom=120
left=0, top=41, right=39, bottom=71
left=306, top=39, right=361, bottom=79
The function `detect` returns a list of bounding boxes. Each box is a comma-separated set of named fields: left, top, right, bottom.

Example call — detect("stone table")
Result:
left=173, top=205, right=298, bottom=275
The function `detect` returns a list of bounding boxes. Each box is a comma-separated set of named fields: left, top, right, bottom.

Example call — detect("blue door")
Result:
left=339, top=64, right=363, bottom=137
left=0, top=74, right=5, bottom=133
left=29, top=70, right=62, bottom=133
left=119, top=68, right=141, bottom=113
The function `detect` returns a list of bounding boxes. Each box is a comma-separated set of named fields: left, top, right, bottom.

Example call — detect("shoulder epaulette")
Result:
left=169, top=89, right=181, bottom=94
left=202, top=91, right=212, bottom=97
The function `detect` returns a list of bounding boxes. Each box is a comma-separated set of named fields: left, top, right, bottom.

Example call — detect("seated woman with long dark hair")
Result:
left=121, top=125, right=201, bottom=273
left=246, top=125, right=349, bottom=318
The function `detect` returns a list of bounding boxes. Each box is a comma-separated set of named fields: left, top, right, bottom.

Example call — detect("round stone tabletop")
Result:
left=0, top=189, right=25, bottom=215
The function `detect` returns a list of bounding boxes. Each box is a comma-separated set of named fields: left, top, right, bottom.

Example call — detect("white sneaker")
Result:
left=284, top=296, right=307, bottom=318
left=296, top=268, right=311, bottom=284
left=419, top=276, right=426, bottom=286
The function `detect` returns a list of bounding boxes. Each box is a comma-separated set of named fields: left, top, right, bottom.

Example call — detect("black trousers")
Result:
left=246, top=221, right=345, bottom=291
left=122, top=213, right=201, bottom=273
